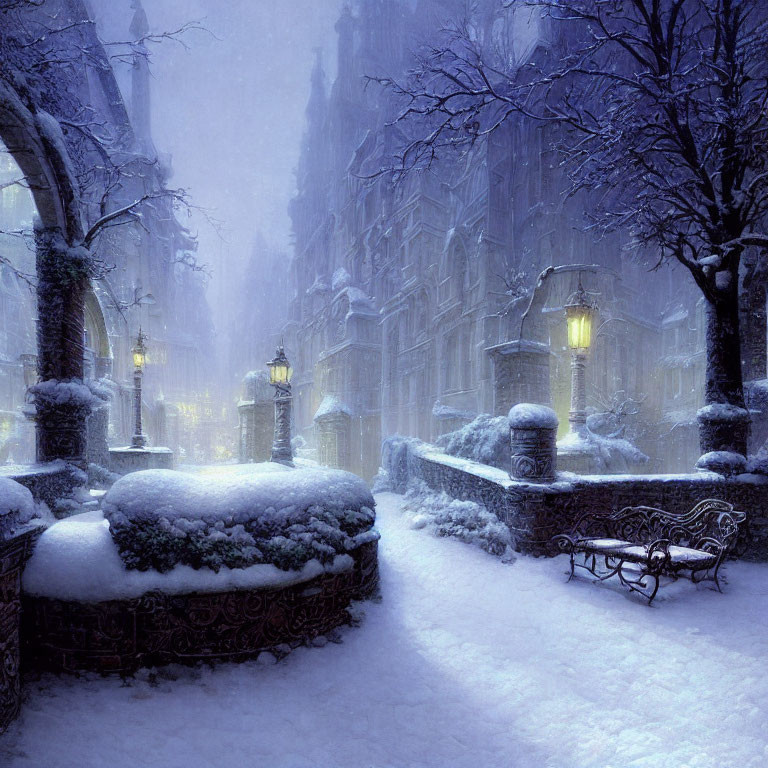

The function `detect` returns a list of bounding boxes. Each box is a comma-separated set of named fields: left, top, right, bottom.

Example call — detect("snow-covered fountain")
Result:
left=21, top=464, right=379, bottom=673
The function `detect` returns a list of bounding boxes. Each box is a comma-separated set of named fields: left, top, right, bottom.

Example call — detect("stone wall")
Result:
left=383, top=437, right=768, bottom=561
left=22, top=541, right=378, bottom=675
left=0, top=525, right=43, bottom=733
left=0, top=462, right=84, bottom=507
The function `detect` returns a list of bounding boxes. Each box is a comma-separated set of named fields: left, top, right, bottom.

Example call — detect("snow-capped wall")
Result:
left=380, top=437, right=768, bottom=560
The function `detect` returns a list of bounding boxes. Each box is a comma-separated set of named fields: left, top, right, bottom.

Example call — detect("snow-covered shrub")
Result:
left=88, top=462, right=120, bottom=490
left=371, top=467, right=392, bottom=493
left=436, top=414, right=510, bottom=470
left=103, top=467, right=378, bottom=573
left=401, top=480, right=514, bottom=560
left=0, top=477, right=52, bottom=537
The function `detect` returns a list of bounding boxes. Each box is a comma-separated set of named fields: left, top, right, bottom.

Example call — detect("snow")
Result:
left=697, top=403, right=750, bottom=423
left=102, top=467, right=376, bottom=573
left=6, top=491, right=768, bottom=768
left=401, top=479, right=514, bottom=559
left=29, top=379, right=98, bottom=412
left=432, top=400, right=475, bottom=420
left=0, top=476, right=35, bottom=521
left=508, top=403, right=559, bottom=430
left=103, top=467, right=372, bottom=526
left=22, top=510, right=352, bottom=602
left=331, top=266, right=352, bottom=292
left=696, top=451, right=747, bottom=476
left=313, top=395, right=352, bottom=419
left=436, top=414, right=510, bottom=470
left=558, top=429, right=649, bottom=473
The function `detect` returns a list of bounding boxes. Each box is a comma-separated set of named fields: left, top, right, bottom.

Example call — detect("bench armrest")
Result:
left=646, top=538, right=671, bottom=570
left=551, top=533, right=578, bottom=552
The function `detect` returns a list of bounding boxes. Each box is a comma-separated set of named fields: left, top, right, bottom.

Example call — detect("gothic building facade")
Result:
left=285, top=0, right=765, bottom=479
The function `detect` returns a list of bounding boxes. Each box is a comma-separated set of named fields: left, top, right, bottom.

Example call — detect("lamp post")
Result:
left=131, top=328, right=147, bottom=448
left=564, top=276, right=597, bottom=438
left=268, top=343, right=293, bottom=466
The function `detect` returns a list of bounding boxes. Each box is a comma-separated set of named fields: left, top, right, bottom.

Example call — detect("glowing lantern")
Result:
left=132, top=328, right=147, bottom=370
left=565, top=278, right=596, bottom=353
left=267, top=345, right=292, bottom=386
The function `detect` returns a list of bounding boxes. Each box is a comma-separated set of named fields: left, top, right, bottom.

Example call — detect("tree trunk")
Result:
left=739, top=254, right=767, bottom=383
left=35, top=225, right=89, bottom=467
left=699, top=274, right=750, bottom=456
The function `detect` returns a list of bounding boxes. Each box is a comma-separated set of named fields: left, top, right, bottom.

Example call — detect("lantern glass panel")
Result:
left=269, top=362, right=289, bottom=384
left=566, top=306, right=593, bottom=350
left=133, top=349, right=145, bottom=369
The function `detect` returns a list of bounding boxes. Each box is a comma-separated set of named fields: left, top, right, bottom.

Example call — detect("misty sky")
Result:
left=93, top=0, right=342, bottom=306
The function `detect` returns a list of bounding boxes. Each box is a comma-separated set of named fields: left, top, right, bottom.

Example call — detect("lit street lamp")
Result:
left=131, top=328, right=147, bottom=448
left=564, top=276, right=597, bottom=438
left=268, top=343, right=293, bottom=465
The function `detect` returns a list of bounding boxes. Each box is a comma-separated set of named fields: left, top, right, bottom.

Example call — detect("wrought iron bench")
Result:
left=551, top=499, right=746, bottom=604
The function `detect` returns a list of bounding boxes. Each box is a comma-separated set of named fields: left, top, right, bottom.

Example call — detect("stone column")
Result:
left=271, top=388, right=293, bottom=465
left=131, top=367, right=146, bottom=448
left=697, top=404, right=750, bottom=464
left=569, top=352, right=587, bottom=438
left=34, top=226, right=90, bottom=467
left=509, top=403, right=559, bottom=482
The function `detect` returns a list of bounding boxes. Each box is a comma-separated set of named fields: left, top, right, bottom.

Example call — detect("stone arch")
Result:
left=0, top=95, right=87, bottom=464
left=0, top=111, right=67, bottom=234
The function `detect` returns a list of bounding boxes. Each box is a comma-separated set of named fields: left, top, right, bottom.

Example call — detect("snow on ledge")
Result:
left=697, top=403, right=750, bottom=423
left=23, top=511, right=355, bottom=602
left=508, top=403, right=559, bottom=430
left=314, top=395, right=353, bottom=420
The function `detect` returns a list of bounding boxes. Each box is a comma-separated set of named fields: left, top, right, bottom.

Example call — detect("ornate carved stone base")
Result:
left=0, top=526, right=43, bottom=733
left=22, top=541, right=378, bottom=675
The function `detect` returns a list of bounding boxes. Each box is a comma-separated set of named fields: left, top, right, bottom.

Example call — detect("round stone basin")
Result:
left=21, top=465, right=380, bottom=673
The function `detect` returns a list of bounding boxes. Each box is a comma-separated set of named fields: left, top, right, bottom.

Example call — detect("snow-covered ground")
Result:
left=4, top=492, right=768, bottom=768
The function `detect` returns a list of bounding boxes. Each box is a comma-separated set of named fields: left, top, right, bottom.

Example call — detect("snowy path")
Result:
left=4, top=491, right=768, bottom=768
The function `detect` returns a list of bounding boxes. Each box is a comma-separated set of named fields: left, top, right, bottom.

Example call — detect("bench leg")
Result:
left=616, top=561, right=660, bottom=605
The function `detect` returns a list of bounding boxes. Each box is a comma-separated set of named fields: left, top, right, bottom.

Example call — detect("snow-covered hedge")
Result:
left=401, top=479, right=514, bottom=560
left=103, top=467, right=378, bottom=573
left=435, top=414, right=511, bottom=471
left=0, top=477, right=37, bottom=538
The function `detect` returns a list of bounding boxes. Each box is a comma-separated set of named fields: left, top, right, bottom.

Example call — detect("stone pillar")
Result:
left=487, top=341, right=552, bottom=416
left=86, top=398, right=111, bottom=468
left=569, top=352, right=588, bottom=438
left=34, top=226, right=90, bottom=468
left=271, top=390, right=293, bottom=466
left=315, top=411, right=351, bottom=470
left=509, top=403, right=559, bottom=482
left=131, top=367, right=146, bottom=448
left=697, top=404, right=750, bottom=463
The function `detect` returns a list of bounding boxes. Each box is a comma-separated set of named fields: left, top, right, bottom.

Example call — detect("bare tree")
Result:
left=375, top=0, right=768, bottom=453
